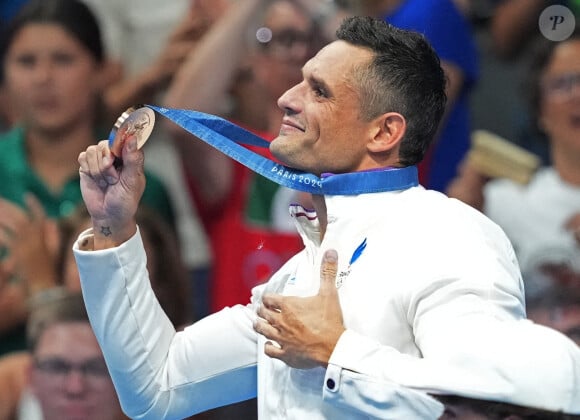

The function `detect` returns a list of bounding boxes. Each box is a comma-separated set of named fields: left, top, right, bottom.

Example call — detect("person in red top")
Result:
left=187, top=129, right=304, bottom=311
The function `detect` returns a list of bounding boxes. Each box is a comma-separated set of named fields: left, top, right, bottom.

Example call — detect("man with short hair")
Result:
left=74, top=16, right=525, bottom=419
left=25, top=293, right=122, bottom=420
left=0, top=292, right=124, bottom=420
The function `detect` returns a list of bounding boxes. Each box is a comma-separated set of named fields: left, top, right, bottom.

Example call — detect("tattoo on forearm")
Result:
left=100, top=226, right=112, bottom=237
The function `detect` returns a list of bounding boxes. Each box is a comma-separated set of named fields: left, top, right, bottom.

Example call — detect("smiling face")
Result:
left=539, top=39, right=580, bottom=159
left=3, top=23, right=101, bottom=135
left=270, top=40, right=383, bottom=175
left=30, top=322, right=120, bottom=420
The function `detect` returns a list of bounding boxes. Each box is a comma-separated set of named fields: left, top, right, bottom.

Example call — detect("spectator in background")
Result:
left=472, top=0, right=579, bottom=166
left=0, top=0, right=175, bottom=357
left=0, top=197, right=60, bottom=357
left=0, top=204, right=193, bottom=419
left=447, top=30, right=580, bottom=278
left=0, top=56, right=17, bottom=133
left=0, top=351, right=29, bottom=420
left=482, top=0, right=580, bottom=165
left=357, top=0, right=479, bottom=192
left=490, top=0, right=580, bottom=60
left=0, top=292, right=126, bottom=420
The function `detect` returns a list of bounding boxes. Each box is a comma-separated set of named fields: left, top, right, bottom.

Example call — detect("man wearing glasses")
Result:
left=11, top=293, right=123, bottom=420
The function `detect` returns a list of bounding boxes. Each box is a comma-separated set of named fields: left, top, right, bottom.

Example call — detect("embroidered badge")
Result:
left=336, top=238, right=367, bottom=288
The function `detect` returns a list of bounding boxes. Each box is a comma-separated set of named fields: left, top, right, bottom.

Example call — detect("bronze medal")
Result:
left=108, top=105, right=155, bottom=158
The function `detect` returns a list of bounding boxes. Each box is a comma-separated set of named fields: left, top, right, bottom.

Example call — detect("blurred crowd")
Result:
left=0, top=0, right=578, bottom=419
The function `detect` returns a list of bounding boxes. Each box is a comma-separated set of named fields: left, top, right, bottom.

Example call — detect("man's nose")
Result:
left=63, top=369, right=88, bottom=395
left=32, top=59, right=53, bottom=84
left=277, top=83, right=302, bottom=114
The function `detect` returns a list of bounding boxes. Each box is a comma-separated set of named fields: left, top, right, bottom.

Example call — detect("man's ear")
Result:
left=367, top=112, right=406, bottom=153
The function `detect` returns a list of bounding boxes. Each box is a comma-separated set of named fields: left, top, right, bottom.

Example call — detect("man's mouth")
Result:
left=281, top=118, right=304, bottom=132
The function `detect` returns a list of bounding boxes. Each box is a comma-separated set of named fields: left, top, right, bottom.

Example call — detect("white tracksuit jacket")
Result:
left=74, top=186, right=525, bottom=419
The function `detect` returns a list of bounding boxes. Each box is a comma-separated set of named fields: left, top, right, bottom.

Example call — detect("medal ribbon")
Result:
left=147, top=105, right=418, bottom=195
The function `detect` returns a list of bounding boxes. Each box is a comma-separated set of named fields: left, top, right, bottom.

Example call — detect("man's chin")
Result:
left=269, top=141, right=287, bottom=163
left=270, top=151, right=295, bottom=169
left=269, top=140, right=308, bottom=171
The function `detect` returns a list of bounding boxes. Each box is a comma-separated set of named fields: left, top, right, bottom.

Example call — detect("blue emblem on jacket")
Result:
left=337, top=238, right=367, bottom=288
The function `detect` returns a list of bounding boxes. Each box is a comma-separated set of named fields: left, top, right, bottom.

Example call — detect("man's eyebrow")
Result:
left=308, top=74, right=332, bottom=94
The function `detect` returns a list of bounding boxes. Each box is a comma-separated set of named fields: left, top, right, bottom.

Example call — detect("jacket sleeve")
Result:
left=73, top=228, right=258, bottom=420
left=323, top=315, right=531, bottom=417
left=322, top=237, right=527, bottom=417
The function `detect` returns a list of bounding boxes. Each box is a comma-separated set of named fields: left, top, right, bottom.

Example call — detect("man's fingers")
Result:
left=263, top=341, right=284, bottom=359
left=254, top=318, right=280, bottom=340
left=257, top=302, right=282, bottom=329
left=261, top=293, right=283, bottom=312
left=80, top=143, right=108, bottom=188
left=78, top=150, right=90, bottom=174
left=98, top=140, right=120, bottom=184
left=319, top=249, right=338, bottom=296
left=78, top=141, right=119, bottom=188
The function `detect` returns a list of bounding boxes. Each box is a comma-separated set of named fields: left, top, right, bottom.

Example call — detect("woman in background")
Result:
left=0, top=0, right=176, bottom=357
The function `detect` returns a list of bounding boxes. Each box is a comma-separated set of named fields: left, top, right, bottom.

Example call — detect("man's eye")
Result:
left=313, top=86, right=327, bottom=98
left=37, top=359, right=70, bottom=374
left=15, top=54, right=36, bottom=67
left=83, top=360, right=109, bottom=376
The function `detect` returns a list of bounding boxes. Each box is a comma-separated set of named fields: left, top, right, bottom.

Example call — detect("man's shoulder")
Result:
left=402, top=187, right=507, bottom=236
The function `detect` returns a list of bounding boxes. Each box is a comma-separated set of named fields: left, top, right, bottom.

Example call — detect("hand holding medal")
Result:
left=78, top=105, right=155, bottom=247
left=108, top=105, right=156, bottom=167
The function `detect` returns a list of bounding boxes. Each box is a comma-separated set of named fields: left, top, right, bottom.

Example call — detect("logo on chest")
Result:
left=336, top=238, right=367, bottom=289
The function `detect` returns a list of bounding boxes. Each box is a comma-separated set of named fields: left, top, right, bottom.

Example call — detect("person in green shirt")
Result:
left=0, top=126, right=174, bottom=221
left=0, top=0, right=175, bottom=357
